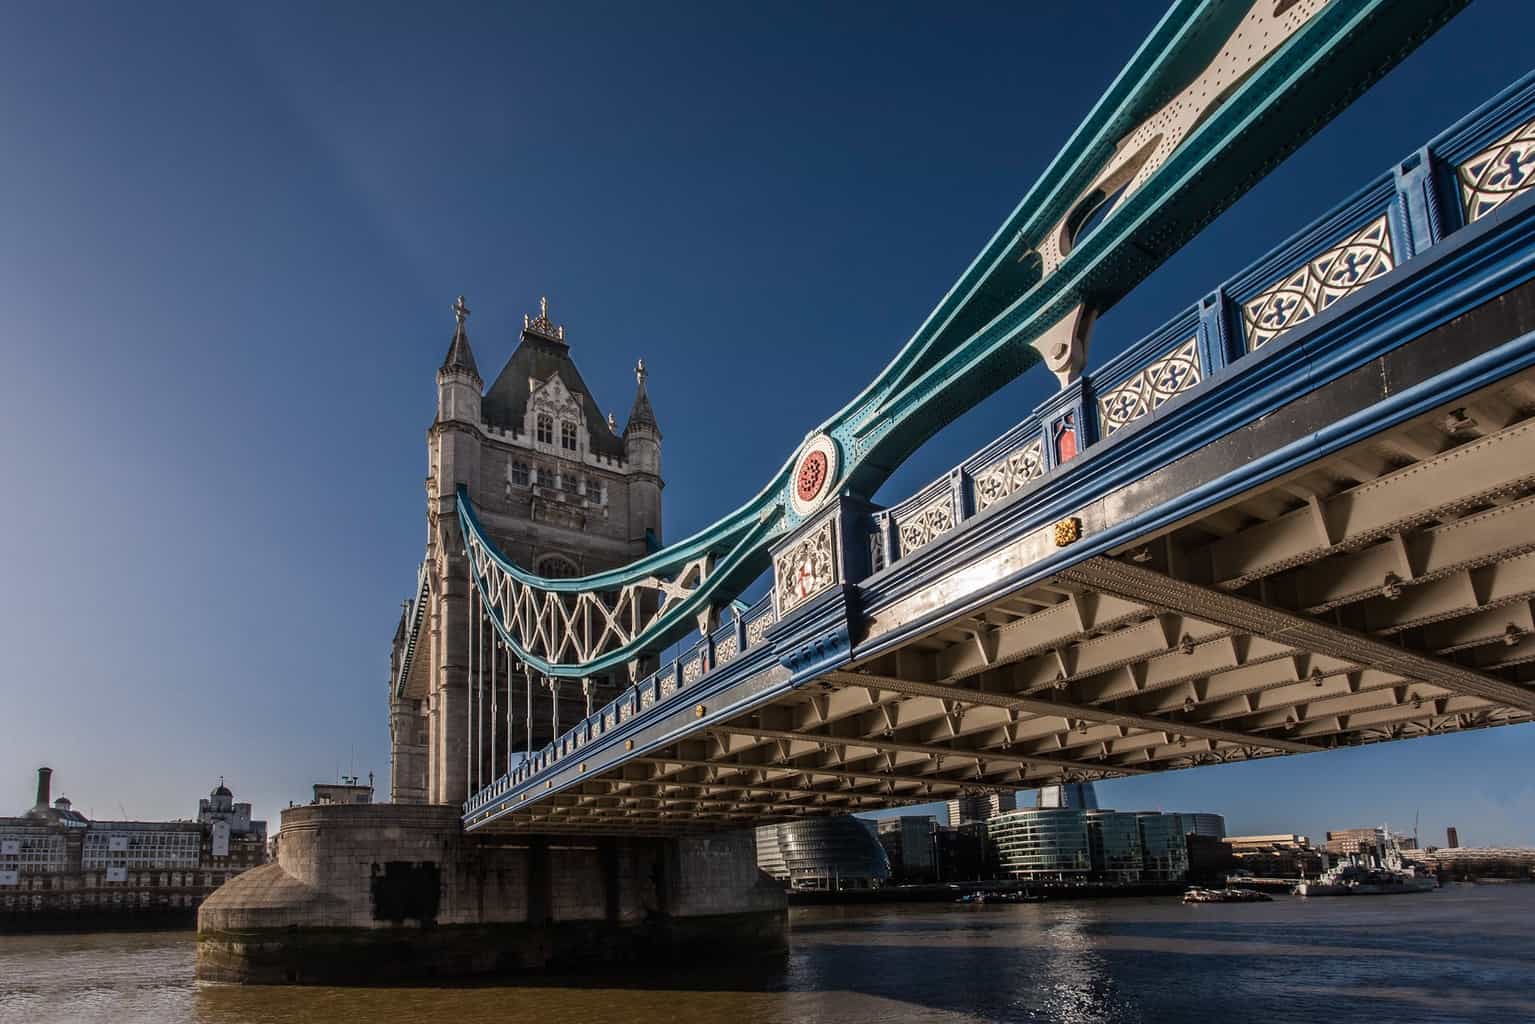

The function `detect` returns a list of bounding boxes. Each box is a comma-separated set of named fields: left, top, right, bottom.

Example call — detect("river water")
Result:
left=2, top=885, right=1532, bottom=1024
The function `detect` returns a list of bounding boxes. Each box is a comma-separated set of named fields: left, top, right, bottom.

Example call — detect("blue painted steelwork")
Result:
left=465, top=68, right=1535, bottom=827
left=458, top=1, right=1470, bottom=679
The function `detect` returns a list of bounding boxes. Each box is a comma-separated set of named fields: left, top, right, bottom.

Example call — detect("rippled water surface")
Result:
left=3, top=885, right=1533, bottom=1024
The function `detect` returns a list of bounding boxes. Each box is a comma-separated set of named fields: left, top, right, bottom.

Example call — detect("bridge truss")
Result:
left=433, top=0, right=1466, bottom=682
left=400, top=2, right=1535, bottom=831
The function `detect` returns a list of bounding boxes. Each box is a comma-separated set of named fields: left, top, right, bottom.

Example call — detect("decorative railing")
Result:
left=861, top=75, right=1535, bottom=578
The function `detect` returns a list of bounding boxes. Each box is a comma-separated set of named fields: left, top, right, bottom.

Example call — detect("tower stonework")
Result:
left=390, top=297, right=663, bottom=805
left=197, top=296, right=776, bottom=986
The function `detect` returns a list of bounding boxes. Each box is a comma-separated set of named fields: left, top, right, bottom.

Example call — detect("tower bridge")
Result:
left=447, top=61, right=1535, bottom=836
left=202, top=0, right=1535, bottom=984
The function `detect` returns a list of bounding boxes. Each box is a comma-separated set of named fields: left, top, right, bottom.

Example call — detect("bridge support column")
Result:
left=387, top=694, right=428, bottom=804
left=194, top=806, right=786, bottom=985
left=433, top=558, right=471, bottom=805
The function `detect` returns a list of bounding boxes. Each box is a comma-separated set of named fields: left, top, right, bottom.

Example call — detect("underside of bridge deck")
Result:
left=478, top=359, right=1535, bottom=834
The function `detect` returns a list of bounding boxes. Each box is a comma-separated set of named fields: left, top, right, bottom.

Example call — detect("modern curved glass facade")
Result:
left=990, top=808, right=1090, bottom=881
left=1085, top=810, right=1143, bottom=882
left=759, top=817, right=890, bottom=890
left=1136, top=813, right=1191, bottom=881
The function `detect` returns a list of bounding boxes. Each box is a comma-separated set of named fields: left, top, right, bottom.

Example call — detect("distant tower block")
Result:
left=1446, top=826, right=1460, bottom=849
left=945, top=792, right=1017, bottom=826
left=1036, top=782, right=1100, bottom=810
left=388, top=295, right=664, bottom=805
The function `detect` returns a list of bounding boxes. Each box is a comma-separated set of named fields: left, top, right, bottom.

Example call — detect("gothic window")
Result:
left=536, top=414, right=553, bottom=445
left=561, top=421, right=578, bottom=452
left=510, top=461, right=529, bottom=486
left=537, top=554, right=580, bottom=579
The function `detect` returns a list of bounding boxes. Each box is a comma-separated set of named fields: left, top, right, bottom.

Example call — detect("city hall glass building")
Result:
left=754, top=818, right=890, bottom=890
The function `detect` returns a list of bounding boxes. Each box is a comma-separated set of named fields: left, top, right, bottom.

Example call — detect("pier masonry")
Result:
left=196, top=804, right=784, bottom=984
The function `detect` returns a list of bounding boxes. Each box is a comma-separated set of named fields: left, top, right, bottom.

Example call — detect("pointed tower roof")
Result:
left=481, top=296, right=626, bottom=458
left=440, top=294, right=480, bottom=380
left=625, top=358, right=660, bottom=438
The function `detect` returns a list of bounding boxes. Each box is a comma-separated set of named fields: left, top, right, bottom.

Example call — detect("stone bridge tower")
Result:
left=389, top=296, right=663, bottom=805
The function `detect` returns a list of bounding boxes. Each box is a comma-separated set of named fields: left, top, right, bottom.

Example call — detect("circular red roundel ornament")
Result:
left=789, top=434, right=839, bottom=517
left=796, top=451, right=828, bottom=503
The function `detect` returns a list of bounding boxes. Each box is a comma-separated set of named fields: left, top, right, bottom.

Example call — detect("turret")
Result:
left=624, top=359, right=663, bottom=546
left=436, top=295, right=482, bottom=425
left=433, top=294, right=483, bottom=507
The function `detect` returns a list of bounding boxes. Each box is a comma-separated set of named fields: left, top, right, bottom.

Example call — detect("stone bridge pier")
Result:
left=195, top=804, right=785, bottom=984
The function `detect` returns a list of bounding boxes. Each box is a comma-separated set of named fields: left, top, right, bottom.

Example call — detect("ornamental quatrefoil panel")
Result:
left=973, top=440, right=1044, bottom=514
left=1459, top=115, right=1535, bottom=224
left=1097, top=337, right=1201, bottom=436
left=896, top=492, right=957, bottom=557
left=1242, top=213, right=1394, bottom=351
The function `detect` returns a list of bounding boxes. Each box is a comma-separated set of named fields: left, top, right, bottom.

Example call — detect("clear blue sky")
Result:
left=2, top=2, right=1532, bottom=845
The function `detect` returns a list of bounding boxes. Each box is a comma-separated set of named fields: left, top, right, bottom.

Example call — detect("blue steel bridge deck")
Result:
left=462, top=71, right=1535, bottom=834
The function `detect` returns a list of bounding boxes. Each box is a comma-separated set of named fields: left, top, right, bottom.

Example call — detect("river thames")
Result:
left=3, top=885, right=1532, bottom=1024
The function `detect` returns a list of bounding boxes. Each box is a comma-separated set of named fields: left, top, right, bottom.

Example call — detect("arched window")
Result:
left=510, top=461, right=529, bottom=486
left=537, top=554, right=580, bottom=579
left=561, top=421, right=578, bottom=452
left=536, top=414, right=553, bottom=445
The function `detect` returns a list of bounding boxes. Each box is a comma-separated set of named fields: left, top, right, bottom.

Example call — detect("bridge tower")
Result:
left=390, top=296, right=664, bottom=805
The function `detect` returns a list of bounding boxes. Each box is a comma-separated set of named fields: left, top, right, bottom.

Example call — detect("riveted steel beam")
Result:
left=1059, top=557, right=1535, bottom=713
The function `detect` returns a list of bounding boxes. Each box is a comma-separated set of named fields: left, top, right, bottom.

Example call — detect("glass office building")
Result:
left=990, top=808, right=1091, bottom=881
left=1181, top=813, right=1226, bottom=839
left=1136, top=813, right=1191, bottom=881
left=756, top=817, right=890, bottom=890
left=1036, top=782, right=1100, bottom=811
left=1085, top=810, right=1143, bottom=882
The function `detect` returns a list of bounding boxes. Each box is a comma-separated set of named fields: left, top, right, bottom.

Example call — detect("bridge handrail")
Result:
left=866, top=67, right=1535, bottom=577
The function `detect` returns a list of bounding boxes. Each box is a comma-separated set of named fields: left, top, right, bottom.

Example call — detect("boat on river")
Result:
left=1183, top=887, right=1272, bottom=904
left=1296, top=830, right=1439, bottom=896
left=955, top=890, right=1045, bottom=904
left=1295, top=864, right=1437, bottom=896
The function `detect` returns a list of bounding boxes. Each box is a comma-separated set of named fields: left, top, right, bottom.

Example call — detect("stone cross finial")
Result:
left=453, top=294, right=470, bottom=326
left=607, top=411, right=617, bottom=431
left=523, top=295, right=565, bottom=340
left=635, top=358, right=647, bottom=387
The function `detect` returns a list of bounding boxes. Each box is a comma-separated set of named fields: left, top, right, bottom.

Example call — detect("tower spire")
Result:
left=625, top=357, right=658, bottom=435
left=440, top=294, right=480, bottom=380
